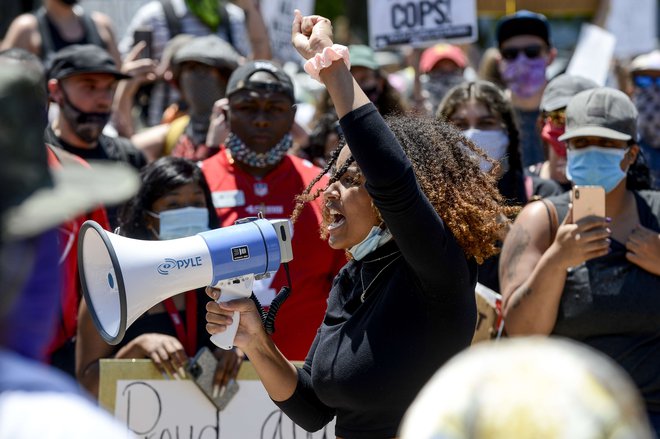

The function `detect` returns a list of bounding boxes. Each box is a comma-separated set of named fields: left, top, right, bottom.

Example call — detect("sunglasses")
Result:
left=544, top=110, right=565, bottom=126
left=500, top=45, right=544, bottom=61
left=633, top=75, right=660, bottom=89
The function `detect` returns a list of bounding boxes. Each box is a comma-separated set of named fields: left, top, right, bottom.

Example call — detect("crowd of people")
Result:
left=0, top=1, right=659, bottom=438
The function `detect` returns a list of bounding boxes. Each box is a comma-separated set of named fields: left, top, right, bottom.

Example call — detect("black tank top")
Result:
left=548, top=190, right=660, bottom=413
left=35, top=6, right=105, bottom=61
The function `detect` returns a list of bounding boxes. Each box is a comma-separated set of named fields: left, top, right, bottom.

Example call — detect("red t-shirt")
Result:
left=45, top=146, right=111, bottom=359
left=201, top=149, right=346, bottom=360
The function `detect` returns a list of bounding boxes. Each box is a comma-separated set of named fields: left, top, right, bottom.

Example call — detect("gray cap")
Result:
left=541, top=74, right=599, bottom=112
left=172, top=35, right=240, bottom=71
left=559, top=88, right=638, bottom=142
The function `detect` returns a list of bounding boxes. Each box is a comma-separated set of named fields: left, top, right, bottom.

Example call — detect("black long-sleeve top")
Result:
left=275, top=103, right=477, bottom=438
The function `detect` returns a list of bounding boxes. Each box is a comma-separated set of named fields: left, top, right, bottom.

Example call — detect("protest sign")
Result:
left=261, top=0, right=315, bottom=63
left=100, top=359, right=335, bottom=438
left=368, top=0, right=477, bottom=49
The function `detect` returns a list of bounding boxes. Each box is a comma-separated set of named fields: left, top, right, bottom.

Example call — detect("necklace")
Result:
left=362, top=250, right=400, bottom=264
left=360, top=254, right=402, bottom=303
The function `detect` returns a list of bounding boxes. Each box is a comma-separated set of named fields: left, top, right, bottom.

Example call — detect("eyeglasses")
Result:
left=633, top=75, right=660, bottom=89
left=500, top=45, right=544, bottom=61
left=544, top=110, right=565, bottom=126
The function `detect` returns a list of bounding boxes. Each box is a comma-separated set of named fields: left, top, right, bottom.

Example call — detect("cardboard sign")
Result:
left=261, top=0, right=315, bottom=64
left=605, top=0, right=657, bottom=58
left=100, top=359, right=335, bottom=438
left=566, top=23, right=616, bottom=86
left=368, top=0, right=478, bottom=49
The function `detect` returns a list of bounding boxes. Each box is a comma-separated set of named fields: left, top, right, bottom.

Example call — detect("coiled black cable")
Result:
left=249, top=263, right=292, bottom=335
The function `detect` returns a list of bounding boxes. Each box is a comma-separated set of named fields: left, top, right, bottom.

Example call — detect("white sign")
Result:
left=566, top=24, right=616, bottom=86
left=261, top=0, right=315, bottom=64
left=605, top=0, right=657, bottom=58
left=114, top=379, right=335, bottom=438
left=368, top=0, right=477, bottom=49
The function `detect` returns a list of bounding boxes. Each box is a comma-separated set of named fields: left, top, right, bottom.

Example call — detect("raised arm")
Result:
left=292, top=11, right=369, bottom=118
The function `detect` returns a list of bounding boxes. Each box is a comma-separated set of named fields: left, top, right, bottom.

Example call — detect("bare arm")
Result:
left=91, top=12, right=122, bottom=66
left=0, top=14, right=40, bottom=54
left=499, top=201, right=611, bottom=334
left=236, top=0, right=272, bottom=60
left=75, top=300, right=115, bottom=397
left=131, top=123, right=170, bottom=163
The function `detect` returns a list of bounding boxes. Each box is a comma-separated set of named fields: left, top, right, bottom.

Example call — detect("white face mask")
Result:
left=349, top=226, right=393, bottom=261
left=148, top=206, right=210, bottom=240
left=462, top=128, right=510, bottom=172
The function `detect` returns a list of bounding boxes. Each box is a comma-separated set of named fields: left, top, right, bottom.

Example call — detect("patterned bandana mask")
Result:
left=226, top=132, right=292, bottom=168
left=633, top=87, right=660, bottom=149
left=499, top=57, right=547, bottom=98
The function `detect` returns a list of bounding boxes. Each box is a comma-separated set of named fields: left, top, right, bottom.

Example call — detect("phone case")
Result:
left=187, top=347, right=239, bottom=411
left=572, top=185, right=606, bottom=221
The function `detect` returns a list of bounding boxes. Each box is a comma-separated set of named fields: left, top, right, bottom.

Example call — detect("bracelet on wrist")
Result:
left=303, top=44, right=351, bottom=82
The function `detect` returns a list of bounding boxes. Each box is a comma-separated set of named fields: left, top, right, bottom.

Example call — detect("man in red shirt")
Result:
left=201, top=61, right=345, bottom=360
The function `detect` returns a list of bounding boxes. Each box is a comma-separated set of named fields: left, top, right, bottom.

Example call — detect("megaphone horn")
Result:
left=78, top=218, right=293, bottom=348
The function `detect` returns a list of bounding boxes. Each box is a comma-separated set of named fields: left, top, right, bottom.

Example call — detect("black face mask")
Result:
left=59, top=0, right=78, bottom=4
left=59, top=89, right=111, bottom=144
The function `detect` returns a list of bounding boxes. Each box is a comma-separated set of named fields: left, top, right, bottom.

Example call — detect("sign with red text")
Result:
left=368, top=0, right=477, bottom=49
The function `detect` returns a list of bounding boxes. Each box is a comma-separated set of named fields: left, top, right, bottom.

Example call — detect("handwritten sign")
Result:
left=368, top=0, right=478, bottom=49
left=100, top=359, right=335, bottom=438
left=261, top=0, right=315, bottom=64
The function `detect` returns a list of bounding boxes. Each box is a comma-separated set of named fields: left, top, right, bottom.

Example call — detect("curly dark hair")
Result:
left=291, top=114, right=516, bottom=263
left=118, top=156, right=219, bottom=240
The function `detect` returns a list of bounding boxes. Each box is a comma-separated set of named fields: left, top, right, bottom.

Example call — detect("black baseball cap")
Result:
left=226, top=60, right=295, bottom=103
left=496, top=10, right=551, bottom=48
left=47, top=44, right=131, bottom=80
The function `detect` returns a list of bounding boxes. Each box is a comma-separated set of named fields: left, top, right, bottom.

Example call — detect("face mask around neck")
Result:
left=148, top=206, right=210, bottom=240
left=59, top=88, right=111, bottom=143
left=349, top=226, right=393, bottom=261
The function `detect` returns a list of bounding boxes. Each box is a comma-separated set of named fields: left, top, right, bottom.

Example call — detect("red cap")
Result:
left=419, top=44, right=467, bottom=73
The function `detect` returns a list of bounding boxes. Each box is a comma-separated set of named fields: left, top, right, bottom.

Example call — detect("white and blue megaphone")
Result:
left=78, top=218, right=293, bottom=350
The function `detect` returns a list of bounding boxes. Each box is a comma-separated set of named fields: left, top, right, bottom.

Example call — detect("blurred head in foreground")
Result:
left=400, top=337, right=653, bottom=439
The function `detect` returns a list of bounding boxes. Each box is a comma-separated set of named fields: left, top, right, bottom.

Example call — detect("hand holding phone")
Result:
left=187, top=347, right=239, bottom=411
left=572, top=185, right=605, bottom=222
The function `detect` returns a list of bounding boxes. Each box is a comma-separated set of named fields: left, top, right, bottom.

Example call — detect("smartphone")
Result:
left=572, top=185, right=606, bottom=221
left=133, top=27, right=153, bottom=59
left=187, top=347, right=239, bottom=411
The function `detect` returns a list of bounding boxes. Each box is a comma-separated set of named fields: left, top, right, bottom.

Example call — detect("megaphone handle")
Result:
left=210, top=310, right=241, bottom=350
left=209, top=279, right=253, bottom=350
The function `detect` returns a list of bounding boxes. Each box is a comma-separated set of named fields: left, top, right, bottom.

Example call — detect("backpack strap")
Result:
left=540, top=198, right=559, bottom=247
left=78, top=10, right=105, bottom=48
left=160, top=0, right=182, bottom=38
left=35, top=7, right=56, bottom=60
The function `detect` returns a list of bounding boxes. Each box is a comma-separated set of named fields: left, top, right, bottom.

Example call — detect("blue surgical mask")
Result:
left=349, top=226, right=393, bottom=261
left=462, top=128, right=510, bottom=172
left=566, top=146, right=627, bottom=193
left=148, top=206, right=210, bottom=240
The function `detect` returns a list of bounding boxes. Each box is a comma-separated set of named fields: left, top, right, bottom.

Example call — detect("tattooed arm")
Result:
left=499, top=200, right=611, bottom=335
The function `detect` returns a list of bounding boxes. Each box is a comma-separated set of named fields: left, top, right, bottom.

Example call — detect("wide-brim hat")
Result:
left=558, top=88, right=638, bottom=142
left=1, top=65, right=139, bottom=241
